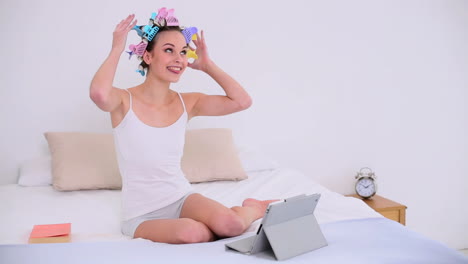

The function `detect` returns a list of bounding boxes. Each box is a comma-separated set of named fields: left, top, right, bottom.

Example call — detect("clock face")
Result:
left=355, top=177, right=376, bottom=198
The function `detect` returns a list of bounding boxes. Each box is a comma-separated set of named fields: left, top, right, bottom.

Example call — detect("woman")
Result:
left=89, top=11, right=276, bottom=244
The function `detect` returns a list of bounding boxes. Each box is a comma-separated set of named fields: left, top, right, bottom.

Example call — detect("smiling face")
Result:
left=143, top=30, right=189, bottom=83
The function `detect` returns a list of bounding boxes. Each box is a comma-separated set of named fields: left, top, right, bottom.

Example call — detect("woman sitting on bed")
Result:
left=89, top=9, right=276, bottom=244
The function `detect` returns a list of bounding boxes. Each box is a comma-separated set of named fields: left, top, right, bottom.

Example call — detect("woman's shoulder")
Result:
left=180, top=92, right=203, bottom=101
left=179, top=92, right=206, bottom=116
left=118, top=86, right=141, bottom=100
left=124, top=86, right=138, bottom=94
left=179, top=92, right=206, bottom=100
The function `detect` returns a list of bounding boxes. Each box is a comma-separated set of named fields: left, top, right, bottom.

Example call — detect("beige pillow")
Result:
left=181, top=128, right=248, bottom=183
left=44, top=132, right=122, bottom=191
left=44, top=128, right=247, bottom=191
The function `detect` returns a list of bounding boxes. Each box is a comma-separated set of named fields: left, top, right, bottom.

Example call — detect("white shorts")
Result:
left=121, top=192, right=194, bottom=237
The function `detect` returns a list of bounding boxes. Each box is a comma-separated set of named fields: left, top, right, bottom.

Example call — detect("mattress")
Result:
left=1, top=168, right=467, bottom=263
left=0, top=168, right=381, bottom=244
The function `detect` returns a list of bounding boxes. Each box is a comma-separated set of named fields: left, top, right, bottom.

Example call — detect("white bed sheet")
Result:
left=3, top=218, right=467, bottom=264
left=0, top=167, right=381, bottom=244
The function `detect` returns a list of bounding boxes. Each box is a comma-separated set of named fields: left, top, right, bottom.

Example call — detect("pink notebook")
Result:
left=29, top=223, right=71, bottom=243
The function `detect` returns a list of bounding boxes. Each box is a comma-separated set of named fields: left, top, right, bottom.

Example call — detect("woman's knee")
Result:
left=211, top=210, right=245, bottom=237
left=174, top=219, right=214, bottom=244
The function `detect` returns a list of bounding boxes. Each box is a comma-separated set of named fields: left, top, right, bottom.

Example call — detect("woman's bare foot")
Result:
left=242, top=198, right=281, bottom=219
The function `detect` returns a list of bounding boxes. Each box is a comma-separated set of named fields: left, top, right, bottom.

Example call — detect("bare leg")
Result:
left=180, top=194, right=279, bottom=238
left=134, top=218, right=215, bottom=244
left=231, top=198, right=280, bottom=230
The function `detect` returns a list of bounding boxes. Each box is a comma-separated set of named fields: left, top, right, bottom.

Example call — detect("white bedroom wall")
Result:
left=1, top=0, right=466, bottom=249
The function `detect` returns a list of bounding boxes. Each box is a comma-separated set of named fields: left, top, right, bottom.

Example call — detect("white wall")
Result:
left=1, top=0, right=466, bottom=249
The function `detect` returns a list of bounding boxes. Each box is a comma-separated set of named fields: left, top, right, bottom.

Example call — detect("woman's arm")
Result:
left=188, top=31, right=252, bottom=117
left=89, top=14, right=137, bottom=112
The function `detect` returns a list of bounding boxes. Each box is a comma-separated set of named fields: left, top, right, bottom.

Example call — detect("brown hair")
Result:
left=139, top=26, right=183, bottom=72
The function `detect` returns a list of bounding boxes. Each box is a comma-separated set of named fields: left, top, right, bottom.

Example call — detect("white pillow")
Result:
left=18, top=156, right=53, bottom=186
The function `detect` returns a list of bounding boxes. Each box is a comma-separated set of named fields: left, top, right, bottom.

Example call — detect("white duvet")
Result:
left=0, top=168, right=381, bottom=244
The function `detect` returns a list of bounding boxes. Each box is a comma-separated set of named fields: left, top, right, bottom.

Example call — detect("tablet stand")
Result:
left=225, top=194, right=328, bottom=261
left=263, top=213, right=328, bottom=260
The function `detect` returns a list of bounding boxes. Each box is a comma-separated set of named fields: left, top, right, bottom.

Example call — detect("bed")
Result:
left=1, top=130, right=467, bottom=263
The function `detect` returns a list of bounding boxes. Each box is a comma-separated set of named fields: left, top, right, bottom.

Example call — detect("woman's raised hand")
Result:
left=188, top=30, right=213, bottom=72
left=112, top=14, right=137, bottom=53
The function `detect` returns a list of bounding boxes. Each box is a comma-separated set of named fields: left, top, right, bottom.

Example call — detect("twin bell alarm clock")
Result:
left=354, top=167, right=377, bottom=199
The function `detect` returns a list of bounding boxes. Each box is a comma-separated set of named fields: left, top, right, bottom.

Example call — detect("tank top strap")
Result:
left=124, top=89, right=133, bottom=109
left=177, top=92, right=187, bottom=113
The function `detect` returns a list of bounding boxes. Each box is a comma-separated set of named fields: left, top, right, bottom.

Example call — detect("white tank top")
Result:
left=113, top=89, right=193, bottom=221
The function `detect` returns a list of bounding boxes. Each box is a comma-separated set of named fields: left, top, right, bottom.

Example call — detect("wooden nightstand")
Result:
left=346, top=194, right=407, bottom=225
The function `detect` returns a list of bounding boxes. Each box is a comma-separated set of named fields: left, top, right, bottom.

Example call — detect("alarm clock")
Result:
left=355, top=167, right=377, bottom=199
